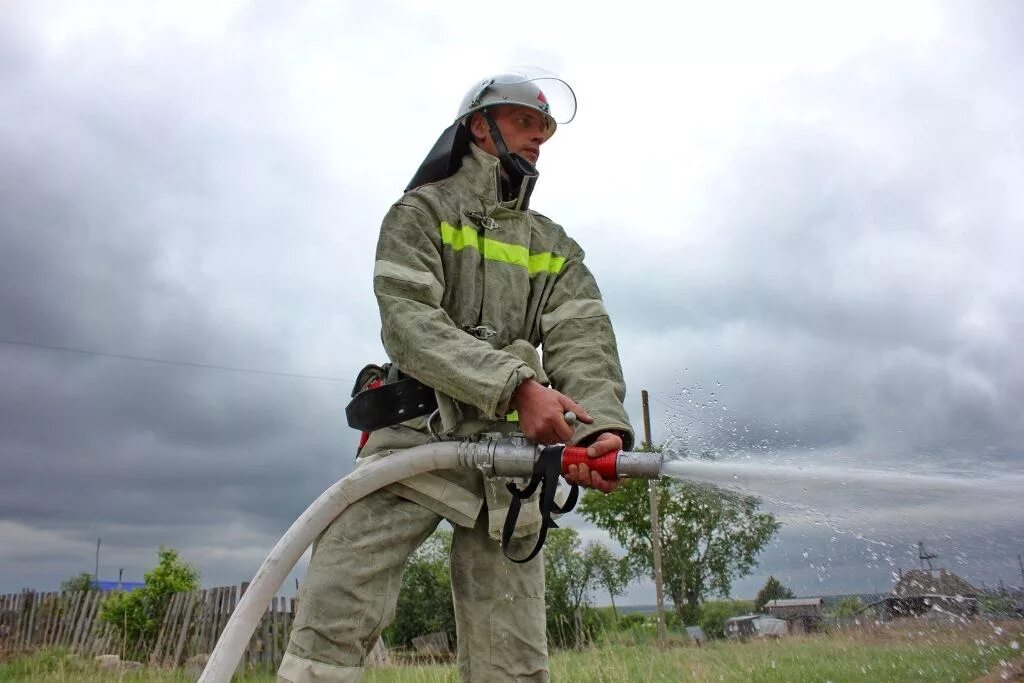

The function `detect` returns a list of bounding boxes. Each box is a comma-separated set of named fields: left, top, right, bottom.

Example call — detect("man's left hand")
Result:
left=564, top=431, right=622, bottom=493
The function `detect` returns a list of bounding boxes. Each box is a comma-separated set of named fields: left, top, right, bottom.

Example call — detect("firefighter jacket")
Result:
left=360, top=142, right=634, bottom=538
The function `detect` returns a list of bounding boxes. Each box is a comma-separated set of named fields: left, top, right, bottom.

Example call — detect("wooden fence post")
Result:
left=0, top=585, right=296, bottom=672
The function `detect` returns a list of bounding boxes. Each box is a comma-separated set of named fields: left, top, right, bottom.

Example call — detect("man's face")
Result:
left=470, top=105, right=552, bottom=166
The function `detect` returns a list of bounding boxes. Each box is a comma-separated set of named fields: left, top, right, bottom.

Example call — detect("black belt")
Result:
left=345, top=370, right=438, bottom=432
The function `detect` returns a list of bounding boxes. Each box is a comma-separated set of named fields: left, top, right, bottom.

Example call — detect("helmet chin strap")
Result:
left=483, top=110, right=538, bottom=209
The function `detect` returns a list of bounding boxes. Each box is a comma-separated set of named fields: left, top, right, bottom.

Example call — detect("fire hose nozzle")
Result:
left=480, top=441, right=664, bottom=480
left=560, top=447, right=663, bottom=480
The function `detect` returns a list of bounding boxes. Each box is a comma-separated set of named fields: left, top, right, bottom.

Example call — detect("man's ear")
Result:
left=468, top=111, right=489, bottom=145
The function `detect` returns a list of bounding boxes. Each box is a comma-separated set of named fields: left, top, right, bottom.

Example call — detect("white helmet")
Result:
left=406, top=67, right=576, bottom=194
left=456, top=68, right=577, bottom=140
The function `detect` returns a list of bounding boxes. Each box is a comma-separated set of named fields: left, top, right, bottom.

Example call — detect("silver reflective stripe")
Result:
left=373, top=259, right=444, bottom=304
left=359, top=452, right=482, bottom=528
left=393, top=472, right=482, bottom=521
left=278, top=651, right=362, bottom=682
left=540, top=298, right=608, bottom=335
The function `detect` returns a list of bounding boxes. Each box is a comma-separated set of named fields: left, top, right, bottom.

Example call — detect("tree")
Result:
left=61, top=572, right=95, bottom=592
left=831, top=596, right=865, bottom=618
left=100, top=547, right=199, bottom=659
left=585, top=542, right=633, bottom=623
left=579, top=477, right=781, bottom=624
left=543, top=528, right=595, bottom=649
left=383, top=529, right=455, bottom=649
left=755, top=575, right=794, bottom=612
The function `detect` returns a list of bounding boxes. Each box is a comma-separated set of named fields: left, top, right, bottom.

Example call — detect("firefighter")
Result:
left=280, top=68, right=634, bottom=682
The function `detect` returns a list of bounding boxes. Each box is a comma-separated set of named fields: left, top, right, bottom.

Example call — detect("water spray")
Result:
left=199, top=437, right=662, bottom=682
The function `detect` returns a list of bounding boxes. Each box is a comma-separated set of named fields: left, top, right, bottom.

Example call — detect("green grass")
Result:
left=0, top=649, right=267, bottom=682
left=361, top=621, right=1023, bottom=682
left=2, top=621, right=1021, bottom=682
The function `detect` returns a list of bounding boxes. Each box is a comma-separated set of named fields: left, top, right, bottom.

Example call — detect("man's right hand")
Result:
left=510, top=378, right=592, bottom=445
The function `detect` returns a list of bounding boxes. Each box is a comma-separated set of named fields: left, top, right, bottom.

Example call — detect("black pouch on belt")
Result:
left=345, top=363, right=439, bottom=432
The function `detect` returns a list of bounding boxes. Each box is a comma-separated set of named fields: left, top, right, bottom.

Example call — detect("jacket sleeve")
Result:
left=540, top=242, right=635, bottom=449
left=373, top=200, right=537, bottom=419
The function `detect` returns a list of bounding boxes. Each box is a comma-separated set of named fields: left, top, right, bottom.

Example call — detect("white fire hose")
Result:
left=199, top=437, right=661, bottom=681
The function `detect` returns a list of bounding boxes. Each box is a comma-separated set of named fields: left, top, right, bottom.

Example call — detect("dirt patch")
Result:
left=0, top=649, right=30, bottom=664
left=973, top=654, right=1024, bottom=682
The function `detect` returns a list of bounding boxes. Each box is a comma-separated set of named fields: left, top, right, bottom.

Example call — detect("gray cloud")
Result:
left=601, top=24, right=1024, bottom=459
left=1, top=3, right=1021, bottom=603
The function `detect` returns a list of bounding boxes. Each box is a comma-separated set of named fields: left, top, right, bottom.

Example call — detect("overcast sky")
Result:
left=2, top=1, right=1022, bottom=603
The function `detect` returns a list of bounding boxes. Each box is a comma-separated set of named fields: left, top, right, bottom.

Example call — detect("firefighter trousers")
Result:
left=279, top=488, right=549, bottom=682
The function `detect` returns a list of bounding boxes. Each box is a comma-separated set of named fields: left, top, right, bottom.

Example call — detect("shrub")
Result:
left=382, top=530, right=454, bottom=649
left=100, top=547, right=199, bottom=659
left=60, top=572, right=96, bottom=592
left=831, top=596, right=865, bottom=618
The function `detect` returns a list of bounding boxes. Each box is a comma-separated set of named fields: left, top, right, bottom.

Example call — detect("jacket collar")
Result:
left=453, top=143, right=533, bottom=212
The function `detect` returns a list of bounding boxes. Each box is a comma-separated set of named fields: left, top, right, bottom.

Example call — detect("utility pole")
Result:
left=642, top=389, right=667, bottom=643
left=94, top=538, right=101, bottom=584
left=918, top=541, right=936, bottom=571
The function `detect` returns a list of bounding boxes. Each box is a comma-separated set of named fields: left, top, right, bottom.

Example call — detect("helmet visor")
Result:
left=461, top=66, right=577, bottom=127
left=491, top=67, right=577, bottom=125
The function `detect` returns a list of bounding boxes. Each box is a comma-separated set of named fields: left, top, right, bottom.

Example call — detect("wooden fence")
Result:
left=0, top=590, right=118, bottom=656
left=0, top=585, right=296, bottom=672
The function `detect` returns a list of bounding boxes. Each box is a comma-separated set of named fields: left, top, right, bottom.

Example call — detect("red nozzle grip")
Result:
left=561, top=446, right=618, bottom=481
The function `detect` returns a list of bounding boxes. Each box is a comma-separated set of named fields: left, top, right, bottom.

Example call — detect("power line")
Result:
left=0, top=336, right=348, bottom=382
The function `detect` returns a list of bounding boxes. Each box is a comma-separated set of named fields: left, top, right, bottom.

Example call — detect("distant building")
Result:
left=724, top=615, right=758, bottom=639
left=752, top=616, right=788, bottom=637
left=870, top=569, right=980, bottom=620
left=891, top=569, right=978, bottom=599
left=764, top=597, right=825, bottom=633
left=93, top=580, right=145, bottom=592
left=724, top=615, right=789, bottom=639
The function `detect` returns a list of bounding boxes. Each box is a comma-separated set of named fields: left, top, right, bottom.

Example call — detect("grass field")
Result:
left=2, top=620, right=1021, bottom=682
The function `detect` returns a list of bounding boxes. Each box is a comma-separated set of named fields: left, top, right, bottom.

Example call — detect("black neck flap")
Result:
left=405, top=122, right=471, bottom=192
left=501, top=445, right=579, bottom=563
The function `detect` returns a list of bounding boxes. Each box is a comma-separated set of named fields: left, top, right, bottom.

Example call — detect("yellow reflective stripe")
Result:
left=506, top=410, right=519, bottom=422
left=440, top=222, right=566, bottom=275
left=528, top=251, right=566, bottom=275
left=440, top=223, right=479, bottom=251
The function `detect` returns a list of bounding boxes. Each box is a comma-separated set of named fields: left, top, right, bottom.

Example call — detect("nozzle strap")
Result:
left=501, top=445, right=579, bottom=563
